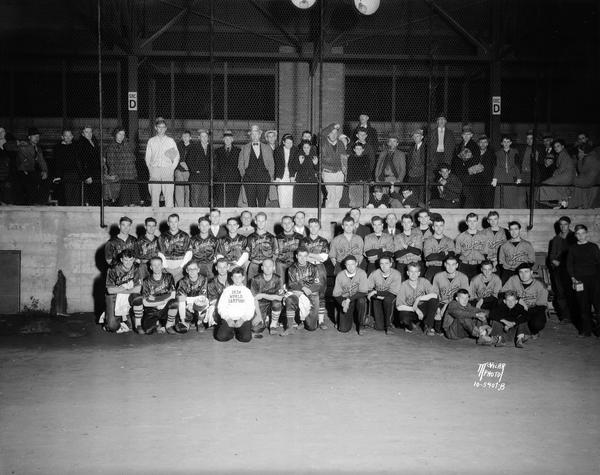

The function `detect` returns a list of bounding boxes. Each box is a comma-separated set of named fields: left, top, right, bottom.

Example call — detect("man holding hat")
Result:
left=214, top=130, right=241, bottom=207
left=238, top=125, right=275, bottom=207
left=15, top=127, right=48, bottom=205
left=453, top=124, right=479, bottom=159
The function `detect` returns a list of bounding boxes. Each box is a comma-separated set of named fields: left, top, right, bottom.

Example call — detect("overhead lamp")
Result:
left=354, top=0, right=380, bottom=15
left=291, top=0, right=317, bottom=9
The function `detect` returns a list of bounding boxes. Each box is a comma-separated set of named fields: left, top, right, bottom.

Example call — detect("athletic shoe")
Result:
left=156, top=326, right=167, bottom=335
left=494, top=335, right=506, bottom=347
left=425, top=328, right=436, bottom=337
left=145, top=324, right=158, bottom=335
left=477, top=335, right=493, bottom=346
left=515, top=335, right=526, bottom=348
left=135, top=326, right=145, bottom=335
left=165, top=325, right=178, bottom=335
left=404, top=326, right=414, bottom=333
left=116, top=322, right=131, bottom=334
left=252, top=333, right=264, bottom=339
left=386, top=327, right=396, bottom=335
left=319, top=323, right=329, bottom=330
left=280, top=327, right=295, bottom=337
left=175, top=322, right=189, bottom=334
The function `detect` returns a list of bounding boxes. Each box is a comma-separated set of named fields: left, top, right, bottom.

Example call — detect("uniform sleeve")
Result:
left=396, top=284, right=409, bottom=307
left=106, top=268, right=117, bottom=288
left=498, top=243, right=507, bottom=268
left=422, top=278, right=434, bottom=294
left=358, top=271, right=370, bottom=294
left=141, top=278, right=151, bottom=298
left=432, top=274, right=441, bottom=296
left=332, top=273, right=344, bottom=298
left=367, top=272, right=376, bottom=292
left=525, top=242, right=535, bottom=263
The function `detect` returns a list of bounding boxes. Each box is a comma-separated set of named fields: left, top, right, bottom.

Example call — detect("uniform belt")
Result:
left=461, top=260, right=481, bottom=265
left=251, top=260, right=265, bottom=265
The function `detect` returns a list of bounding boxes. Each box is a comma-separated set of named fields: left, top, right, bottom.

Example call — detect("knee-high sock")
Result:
left=271, top=308, right=281, bottom=325
left=166, top=308, right=178, bottom=328
left=133, top=305, right=143, bottom=327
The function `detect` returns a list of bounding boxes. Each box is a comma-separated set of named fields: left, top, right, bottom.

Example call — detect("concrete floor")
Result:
left=1, top=314, right=599, bottom=475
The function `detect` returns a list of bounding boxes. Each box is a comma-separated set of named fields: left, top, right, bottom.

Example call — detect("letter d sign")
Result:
left=128, top=92, right=138, bottom=111
left=492, top=96, right=501, bottom=116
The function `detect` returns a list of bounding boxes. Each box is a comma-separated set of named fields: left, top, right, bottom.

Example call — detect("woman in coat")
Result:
left=291, top=140, right=319, bottom=208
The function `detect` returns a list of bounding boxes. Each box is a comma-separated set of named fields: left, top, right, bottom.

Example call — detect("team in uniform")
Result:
left=101, top=208, right=599, bottom=345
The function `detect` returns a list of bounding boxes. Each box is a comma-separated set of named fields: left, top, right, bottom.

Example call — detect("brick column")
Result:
left=278, top=45, right=345, bottom=137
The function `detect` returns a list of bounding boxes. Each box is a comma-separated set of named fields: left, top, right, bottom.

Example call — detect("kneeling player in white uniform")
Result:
left=215, top=267, right=258, bottom=342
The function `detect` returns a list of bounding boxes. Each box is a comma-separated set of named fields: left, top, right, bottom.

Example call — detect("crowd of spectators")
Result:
left=0, top=115, right=598, bottom=209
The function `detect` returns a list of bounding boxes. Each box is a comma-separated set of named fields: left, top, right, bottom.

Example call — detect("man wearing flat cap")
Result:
left=238, top=125, right=275, bottom=207
left=214, top=130, right=241, bottom=207
left=375, top=135, right=406, bottom=189
left=15, top=127, right=48, bottom=205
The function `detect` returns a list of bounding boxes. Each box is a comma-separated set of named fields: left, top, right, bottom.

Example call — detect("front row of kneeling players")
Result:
left=105, top=243, right=547, bottom=347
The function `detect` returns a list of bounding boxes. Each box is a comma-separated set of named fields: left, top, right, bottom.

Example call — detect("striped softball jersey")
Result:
left=105, top=234, right=137, bottom=264
left=250, top=273, right=284, bottom=296
left=176, top=275, right=208, bottom=297
left=158, top=230, right=191, bottom=259
left=276, top=232, right=303, bottom=265
left=216, top=234, right=248, bottom=263
left=142, top=272, right=176, bottom=299
left=301, top=235, right=330, bottom=256
left=106, top=262, right=141, bottom=288
left=189, top=235, right=218, bottom=264
left=135, top=235, right=159, bottom=261
left=288, top=262, right=322, bottom=293
left=247, top=231, right=278, bottom=262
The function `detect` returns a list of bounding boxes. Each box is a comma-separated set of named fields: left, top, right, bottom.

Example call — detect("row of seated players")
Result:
left=102, top=211, right=547, bottom=347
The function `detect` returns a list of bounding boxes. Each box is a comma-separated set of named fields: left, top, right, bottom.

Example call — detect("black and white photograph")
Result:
left=1, top=0, right=599, bottom=473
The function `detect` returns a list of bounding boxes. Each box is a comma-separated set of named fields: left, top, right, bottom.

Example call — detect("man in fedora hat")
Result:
left=238, top=125, right=275, bottom=207
left=15, top=127, right=48, bottom=205
left=214, top=130, right=241, bottom=207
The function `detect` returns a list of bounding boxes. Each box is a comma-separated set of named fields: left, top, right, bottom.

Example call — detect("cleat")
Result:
left=175, top=322, right=189, bottom=333
left=135, top=326, right=145, bottom=335
left=165, top=326, right=178, bottom=335
left=280, top=327, right=295, bottom=337
left=319, top=323, right=329, bottom=330
left=494, top=335, right=506, bottom=347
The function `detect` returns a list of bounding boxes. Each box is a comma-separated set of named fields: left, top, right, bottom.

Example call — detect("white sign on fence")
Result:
left=128, top=92, right=138, bottom=111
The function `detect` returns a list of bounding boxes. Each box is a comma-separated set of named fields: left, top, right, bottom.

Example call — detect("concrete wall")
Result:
left=1, top=206, right=599, bottom=313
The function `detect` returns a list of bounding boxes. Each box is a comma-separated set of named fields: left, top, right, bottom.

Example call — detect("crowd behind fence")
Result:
left=0, top=119, right=598, bottom=210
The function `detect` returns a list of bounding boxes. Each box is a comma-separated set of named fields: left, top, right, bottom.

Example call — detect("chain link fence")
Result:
left=1, top=0, right=598, bottom=211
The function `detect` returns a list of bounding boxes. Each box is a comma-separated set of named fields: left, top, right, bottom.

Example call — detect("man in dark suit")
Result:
left=238, top=125, right=275, bottom=207
left=428, top=115, right=456, bottom=180
left=188, top=129, right=211, bottom=207
left=214, top=130, right=241, bottom=207
left=406, top=128, right=427, bottom=204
